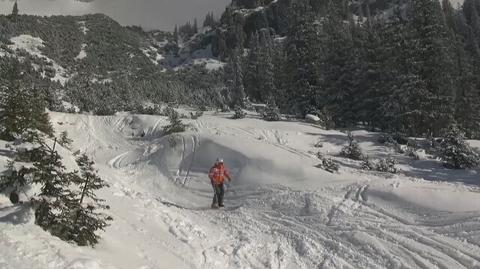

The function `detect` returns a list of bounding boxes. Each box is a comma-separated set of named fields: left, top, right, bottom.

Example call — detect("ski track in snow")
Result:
left=1, top=111, right=480, bottom=269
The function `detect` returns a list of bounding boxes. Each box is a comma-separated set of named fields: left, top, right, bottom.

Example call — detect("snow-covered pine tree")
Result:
left=244, top=32, right=261, bottom=101
left=232, top=105, right=246, bottom=119
left=262, top=98, right=281, bottom=121
left=59, top=131, right=73, bottom=149
left=439, top=125, right=480, bottom=169
left=340, top=132, right=364, bottom=160
left=226, top=49, right=246, bottom=108
left=406, top=0, right=456, bottom=136
left=29, top=137, right=74, bottom=227
left=245, top=30, right=276, bottom=104
left=0, top=60, right=53, bottom=141
left=257, top=30, right=276, bottom=102
left=66, top=153, right=111, bottom=246
left=163, top=107, right=186, bottom=134
left=375, top=157, right=399, bottom=174
left=321, top=0, right=371, bottom=127
left=283, top=0, right=322, bottom=115
left=0, top=160, right=33, bottom=203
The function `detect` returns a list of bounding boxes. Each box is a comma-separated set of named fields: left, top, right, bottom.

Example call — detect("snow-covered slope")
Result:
left=7, top=35, right=70, bottom=85
left=1, top=111, right=480, bottom=269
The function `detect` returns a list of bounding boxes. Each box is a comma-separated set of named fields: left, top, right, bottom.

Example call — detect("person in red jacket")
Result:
left=208, top=158, right=232, bottom=208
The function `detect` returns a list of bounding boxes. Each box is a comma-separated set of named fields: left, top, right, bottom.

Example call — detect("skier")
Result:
left=208, top=158, right=232, bottom=208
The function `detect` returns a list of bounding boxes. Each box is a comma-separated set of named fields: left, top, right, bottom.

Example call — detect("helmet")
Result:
left=216, top=158, right=224, bottom=164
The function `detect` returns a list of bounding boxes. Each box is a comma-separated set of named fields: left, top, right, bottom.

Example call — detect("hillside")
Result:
left=0, top=13, right=225, bottom=114
left=1, top=110, right=480, bottom=268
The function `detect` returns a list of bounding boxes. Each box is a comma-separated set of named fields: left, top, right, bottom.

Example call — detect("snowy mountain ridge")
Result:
left=0, top=14, right=222, bottom=82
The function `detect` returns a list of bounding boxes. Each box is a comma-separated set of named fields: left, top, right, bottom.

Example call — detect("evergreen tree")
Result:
left=162, top=107, right=186, bottom=134
left=439, top=125, right=480, bottom=169
left=321, top=1, right=361, bottom=126
left=67, top=154, right=111, bottom=246
left=244, top=32, right=261, bottom=101
left=12, top=1, right=18, bottom=17
left=173, top=25, right=179, bottom=43
left=0, top=60, right=53, bottom=141
left=262, top=98, right=281, bottom=121
left=225, top=49, right=246, bottom=108
left=1, top=130, right=111, bottom=246
left=406, top=0, right=456, bottom=136
left=244, top=30, right=276, bottom=103
left=283, top=0, right=322, bottom=115
left=232, top=106, right=246, bottom=119
left=340, top=132, right=364, bottom=160
left=59, top=131, right=73, bottom=149
left=204, top=12, right=217, bottom=28
left=0, top=160, right=33, bottom=202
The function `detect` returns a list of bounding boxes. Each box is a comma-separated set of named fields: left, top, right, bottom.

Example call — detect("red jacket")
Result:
left=209, top=164, right=230, bottom=185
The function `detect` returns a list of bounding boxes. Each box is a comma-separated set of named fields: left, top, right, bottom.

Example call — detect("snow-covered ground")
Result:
left=75, top=44, right=88, bottom=60
left=1, top=111, right=480, bottom=269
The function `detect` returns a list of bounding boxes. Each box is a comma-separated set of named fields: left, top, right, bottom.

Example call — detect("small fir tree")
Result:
left=262, top=99, right=281, bottom=121
left=232, top=105, right=246, bottom=119
left=163, top=107, right=186, bottom=134
left=340, top=132, right=364, bottom=160
left=59, top=131, right=73, bottom=149
left=439, top=125, right=480, bottom=169
left=12, top=1, right=18, bottom=17
left=67, top=154, right=112, bottom=246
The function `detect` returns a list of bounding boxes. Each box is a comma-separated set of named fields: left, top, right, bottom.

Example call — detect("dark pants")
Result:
left=212, top=183, right=225, bottom=206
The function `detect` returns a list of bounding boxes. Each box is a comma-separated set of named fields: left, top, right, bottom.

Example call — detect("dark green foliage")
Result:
left=0, top=160, right=32, bottom=197
left=244, top=30, right=276, bottom=103
left=0, top=13, right=228, bottom=115
left=163, top=107, right=186, bottom=135
left=1, top=129, right=111, bottom=246
left=232, top=106, right=246, bottom=119
left=0, top=59, right=54, bottom=140
left=12, top=1, right=18, bottom=17
left=362, top=156, right=399, bottom=174
left=375, top=157, right=399, bottom=174
left=225, top=49, right=246, bottom=108
left=65, top=154, right=111, bottom=246
left=214, top=0, right=480, bottom=139
left=438, top=125, right=480, bottom=169
left=315, top=153, right=339, bottom=173
left=204, top=12, right=219, bottom=28
left=59, top=131, right=73, bottom=149
left=340, top=132, right=364, bottom=160
left=282, top=0, right=322, bottom=115
left=262, top=99, right=281, bottom=121
left=379, top=133, right=409, bottom=145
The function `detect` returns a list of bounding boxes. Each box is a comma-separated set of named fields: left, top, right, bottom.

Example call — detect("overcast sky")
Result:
left=0, top=0, right=230, bottom=31
left=0, top=0, right=465, bottom=31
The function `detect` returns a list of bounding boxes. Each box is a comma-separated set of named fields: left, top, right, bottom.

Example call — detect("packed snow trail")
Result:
left=1, top=111, right=480, bottom=269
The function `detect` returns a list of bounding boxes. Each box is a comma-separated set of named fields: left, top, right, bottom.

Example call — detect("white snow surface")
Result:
left=78, top=21, right=89, bottom=35
left=75, top=44, right=87, bottom=60
left=8, top=35, right=70, bottom=85
left=1, top=111, right=480, bottom=269
left=141, top=46, right=165, bottom=66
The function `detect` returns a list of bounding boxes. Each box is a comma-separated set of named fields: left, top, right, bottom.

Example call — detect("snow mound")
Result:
left=75, top=44, right=87, bottom=60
